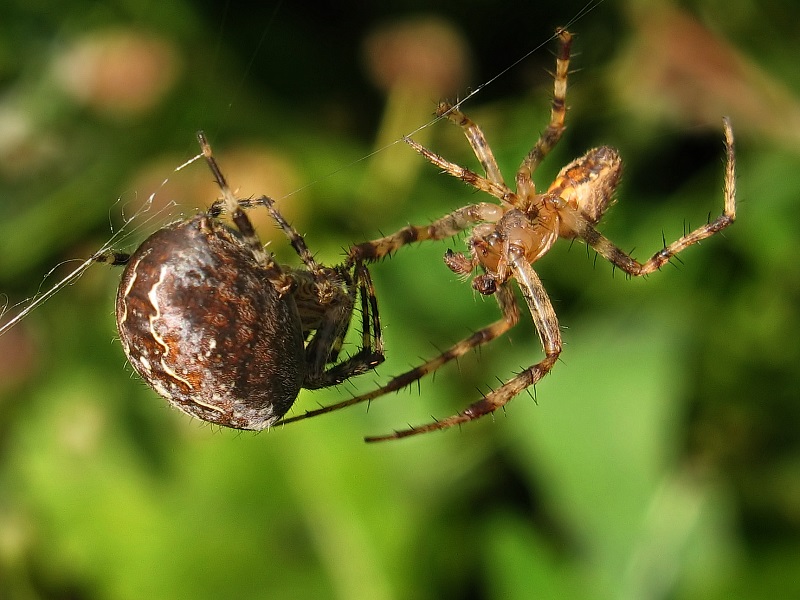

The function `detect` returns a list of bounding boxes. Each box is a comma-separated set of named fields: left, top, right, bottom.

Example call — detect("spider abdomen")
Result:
left=116, top=214, right=305, bottom=430
left=550, top=145, right=622, bottom=226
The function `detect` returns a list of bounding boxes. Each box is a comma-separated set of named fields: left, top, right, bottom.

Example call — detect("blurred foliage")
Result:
left=1, top=0, right=799, bottom=599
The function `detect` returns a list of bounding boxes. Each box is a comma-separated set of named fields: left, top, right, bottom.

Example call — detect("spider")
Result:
left=97, top=133, right=384, bottom=430
left=278, top=28, right=737, bottom=442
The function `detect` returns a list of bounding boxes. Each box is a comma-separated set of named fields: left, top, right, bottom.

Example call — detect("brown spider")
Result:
left=278, top=28, right=737, bottom=441
left=98, top=133, right=384, bottom=430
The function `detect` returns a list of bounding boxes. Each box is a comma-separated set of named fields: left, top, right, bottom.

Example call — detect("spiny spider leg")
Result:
left=406, top=29, right=573, bottom=207
left=305, top=264, right=385, bottom=387
left=276, top=284, right=520, bottom=426
left=347, top=202, right=505, bottom=265
left=197, top=132, right=287, bottom=287
left=435, top=102, right=506, bottom=186
left=365, top=253, right=561, bottom=442
left=232, top=195, right=326, bottom=278
left=355, top=264, right=384, bottom=364
left=402, top=137, right=515, bottom=205
left=561, top=118, right=736, bottom=276
left=207, top=178, right=386, bottom=388
left=254, top=207, right=385, bottom=388
left=515, top=28, right=572, bottom=198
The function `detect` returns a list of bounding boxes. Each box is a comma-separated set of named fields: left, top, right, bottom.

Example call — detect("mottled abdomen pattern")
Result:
left=116, top=215, right=305, bottom=430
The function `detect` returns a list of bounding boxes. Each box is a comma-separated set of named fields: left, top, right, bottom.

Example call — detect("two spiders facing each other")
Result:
left=103, top=29, right=736, bottom=442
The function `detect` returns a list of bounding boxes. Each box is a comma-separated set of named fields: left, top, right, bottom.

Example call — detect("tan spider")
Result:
left=278, top=29, right=737, bottom=441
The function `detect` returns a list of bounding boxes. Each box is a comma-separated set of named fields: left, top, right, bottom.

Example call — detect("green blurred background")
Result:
left=1, top=1, right=799, bottom=598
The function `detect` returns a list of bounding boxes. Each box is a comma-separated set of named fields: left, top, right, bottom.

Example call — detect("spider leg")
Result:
left=564, top=118, right=736, bottom=276
left=402, top=29, right=573, bottom=209
left=515, top=29, right=572, bottom=199
left=436, top=102, right=506, bottom=186
left=227, top=180, right=387, bottom=388
left=197, top=132, right=292, bottom=293
left=92, top=251, right=132, bottom=266
left=322, top=264, right=385, bottom=381
left=365, top=253, right=560, bottom=442
left=358, top=263, right=384, bottom=363
left=239, top=195, right=326, bottom=276
left=275, top=283, right=520, bottom=426
left=204, top=165, right=386, bottom=388
left=242, top=194, right=364, bottom=325
left=347, top=202, right=504, bottom=265
left=403, top=136, right=516, bottom=204
left=302, top=264, right=384, bottom=389
left=197, top=134, right=271, bottom=268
